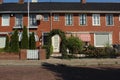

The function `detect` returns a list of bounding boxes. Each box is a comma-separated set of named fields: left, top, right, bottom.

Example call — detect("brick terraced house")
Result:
left=0, top=0, right=120, bottom=53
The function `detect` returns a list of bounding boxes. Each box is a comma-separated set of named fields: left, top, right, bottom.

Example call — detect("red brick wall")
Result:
left=0, top=13, right=120, bottom=46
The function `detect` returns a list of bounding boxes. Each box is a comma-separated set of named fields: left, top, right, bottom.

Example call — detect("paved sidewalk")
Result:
left=0, top=58, right=120, bottom=66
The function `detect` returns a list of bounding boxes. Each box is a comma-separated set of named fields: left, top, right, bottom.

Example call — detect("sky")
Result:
left=3, top=0, right=120, bottom=3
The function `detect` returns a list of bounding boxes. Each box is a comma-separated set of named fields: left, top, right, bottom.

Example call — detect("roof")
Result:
left=0, top=2, right=120, bottom=13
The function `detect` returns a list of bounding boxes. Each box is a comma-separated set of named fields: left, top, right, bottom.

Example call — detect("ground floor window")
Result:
left=0, top=36, right=6, bottom=48
left=94, top=33, right=112, bottom=47
left=42, top=33, right=49, bottom=45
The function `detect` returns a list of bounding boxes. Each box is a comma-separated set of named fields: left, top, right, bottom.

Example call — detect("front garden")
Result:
left=0, top=26, right=36, bottom=59
left=44, top=29, right=120, bottom=59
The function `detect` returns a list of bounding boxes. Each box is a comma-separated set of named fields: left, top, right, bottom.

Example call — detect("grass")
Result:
left=0, top=48, right=5, bottom=53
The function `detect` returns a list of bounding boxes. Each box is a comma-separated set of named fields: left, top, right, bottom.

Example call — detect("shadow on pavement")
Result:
left=42, top=62, right=120, bottom=80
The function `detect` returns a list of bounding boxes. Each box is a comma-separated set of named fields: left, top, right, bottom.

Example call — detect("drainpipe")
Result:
left=50, top=12, right=52, bottom=31
left=50, top=0, right=52, bottom=31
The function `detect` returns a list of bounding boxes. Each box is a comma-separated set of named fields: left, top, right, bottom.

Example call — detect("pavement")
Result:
left=0, top=58, right=120, bottom=66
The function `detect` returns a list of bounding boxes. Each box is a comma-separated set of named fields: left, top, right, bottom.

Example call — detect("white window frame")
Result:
left=29, top=14, right=37, bottom=26
left=92, top=14, right=100, bottom=26
left=65, top=14, right=73, bottom=26
left=106, top=14, right=114, bottom=26
left=2, top=14, right=10, bottom=26
left=43, top=14, right=49, bottom=21
left=119, top=14, right=120, bottom=21
left=54, top=14, right=59, bottom=21
left=94, top=33, right=112, bottom=47
left=15, top=14, right=23, bottom=28
left=79, top=14, right=87, bottom=26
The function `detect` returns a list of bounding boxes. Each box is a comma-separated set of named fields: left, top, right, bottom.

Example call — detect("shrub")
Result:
left=46, top=29, right=67, bottom=59
left=67, top=36, right=83, bottom=54
left=21, top=26, right=29, bottom=49
left=4, top=35, right=10, bottom=52
left=10, top=29, right=19, bottom=53
left=29, top=32, right=36, bottom=49
left=46, top=45, right=53, bottom=59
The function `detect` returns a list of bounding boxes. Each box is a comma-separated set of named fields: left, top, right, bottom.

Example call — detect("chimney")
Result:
left=32, top=0, right=38, bottom=2
left=19, top=0, right=24, bottom=4
left=0, top=0, right=3, bottom=4
left=81, top=0, right=86, bottom=4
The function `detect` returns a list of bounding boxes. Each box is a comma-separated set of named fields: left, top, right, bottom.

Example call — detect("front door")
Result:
left=52, top=34, right=60, bottom=52
left=0, top=36, right=6, bottom=48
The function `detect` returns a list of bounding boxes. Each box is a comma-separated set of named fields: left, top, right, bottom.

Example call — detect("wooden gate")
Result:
left=27, top=50, right=39, bottom=60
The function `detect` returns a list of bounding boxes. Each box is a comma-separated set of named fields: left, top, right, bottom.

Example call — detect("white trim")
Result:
left=106, top=14, right=114, bottom=26
left=92, top=14, right=100, bottom=26
left=65, top=13, right=74, bottom=26
left=54, top=14, right=59, bottom=21
left=2, top=14, right=10, bottom=26
left=79, top=14, right=87, bottom=26
left=43, top=14, right=49, bottom=21
left=1, top=11, right=120, bottom=14
left=14, top=14, right=23, bottom=28
left=94, top=32, right=112, bottom=47
left=119, top=14, right=120, bottom=21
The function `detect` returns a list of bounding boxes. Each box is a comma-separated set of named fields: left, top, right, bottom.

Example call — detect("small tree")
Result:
left=29, top=32, right=36, bottom=49
left=10, top=29, right=19, bottom=52
left=4, top=35, right=10, bottom=52
left=67, top=36, right=83, bottom=54
left=21, top=26, right=29, bottom=49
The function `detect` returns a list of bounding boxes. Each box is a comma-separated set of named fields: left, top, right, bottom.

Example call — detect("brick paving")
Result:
left=0, top=58, right=120, bottom=80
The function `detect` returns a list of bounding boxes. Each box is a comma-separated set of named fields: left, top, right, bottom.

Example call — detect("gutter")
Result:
left=0, top=10, right=120, bottom=14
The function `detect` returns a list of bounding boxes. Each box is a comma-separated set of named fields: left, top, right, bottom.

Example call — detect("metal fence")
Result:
left=27, top=50, right=39, bottom=60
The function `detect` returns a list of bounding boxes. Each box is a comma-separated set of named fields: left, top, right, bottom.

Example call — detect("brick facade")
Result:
left=0, top=13, right=120, bottom=46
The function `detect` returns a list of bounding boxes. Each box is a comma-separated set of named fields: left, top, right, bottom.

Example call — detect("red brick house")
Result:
left=0, top=0, right=120, bottom=53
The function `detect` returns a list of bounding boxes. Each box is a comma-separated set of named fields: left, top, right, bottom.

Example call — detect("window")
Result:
left=79, top=14, right=87, bottom=25
left=2, top=14, right=10, bottom=26
left=54, top=14, right=59, bottom=21
left=43, top=33, right=49, bottom=45
left=94, top=33, right=112, bottom=47
left=43, top=14, right=49, bottom=21
left=65, top=14, right=73, bottom=26
left=106, top=14, right=114, bottom=26
left=15, top=14, right=23, bottom=27
left=92, top=14, right=100, bottom=26
left=119, top=15, right=120, bottom=21
left=30, top=14, right=37, bottom=26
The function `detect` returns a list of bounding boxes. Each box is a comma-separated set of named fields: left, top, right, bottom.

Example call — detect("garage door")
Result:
left=0, top=36, right=6, bottom=48
left=94, top=33, right=112, bottom=47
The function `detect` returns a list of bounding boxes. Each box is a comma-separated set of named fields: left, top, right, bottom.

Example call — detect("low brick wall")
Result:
left=0, top=49, right=46, bottom=60
left=39, top=49, right=46, bottom=60
left=0, top=53, right=19, bottom=60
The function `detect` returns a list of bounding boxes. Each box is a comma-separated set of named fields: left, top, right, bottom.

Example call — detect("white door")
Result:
left=0, top=36, right=6, bottom=48
left=52, top=35, right=60, bottom=52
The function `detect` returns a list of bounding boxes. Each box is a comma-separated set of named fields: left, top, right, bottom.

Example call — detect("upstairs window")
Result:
left=43, top=14, right=49, bottom=21
left=54, top=14, right=59, bottom=21
left=15, top=14, right=23, bottom=27
left=79, top=14, right=87, bottom=26
left=65, top=14, right=73, bottom=26
left=106, top=14, right=114, bottom=26
left=29, top=14, right=37, bottom=26
left=2, top=14, right=10, bottom=26
left=92, top=14, right=100, bottom=26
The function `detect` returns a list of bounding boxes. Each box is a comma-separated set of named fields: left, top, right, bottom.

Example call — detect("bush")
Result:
left=4, top=35, right=10, bottom=52
left=46, top=29, right=67, bottom=59
left=10, top=29, right=19, bottom=53
left=67, top=36, right=83, bottom=54
left=46, top=45, right=53, bottom=59
left=21, top=26, right=29, bottom=49
left=82, top=45, right=117, bottom=58
left=29, top=32, right=36, bottom=49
